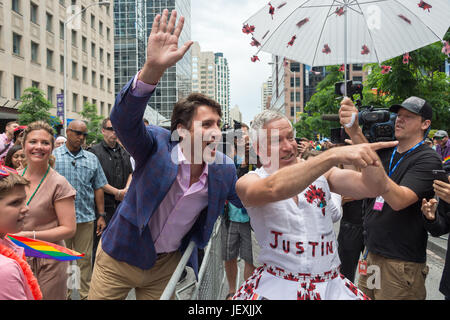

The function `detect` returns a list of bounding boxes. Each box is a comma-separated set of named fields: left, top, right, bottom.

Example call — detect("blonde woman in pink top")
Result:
left=14, top=121, right=76, bottom=300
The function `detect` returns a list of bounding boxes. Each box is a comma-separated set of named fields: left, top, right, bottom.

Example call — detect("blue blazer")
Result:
left=101, top=77, right=242, bottom=274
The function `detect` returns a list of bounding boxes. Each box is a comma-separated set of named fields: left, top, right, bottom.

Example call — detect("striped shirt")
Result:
left=53, top=143, right=107, bottom=223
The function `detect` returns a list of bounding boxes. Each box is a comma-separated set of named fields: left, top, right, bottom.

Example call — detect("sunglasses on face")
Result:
left=103, top=126, right=115, bottom=132
left=69, top=129, right=88, bottom=137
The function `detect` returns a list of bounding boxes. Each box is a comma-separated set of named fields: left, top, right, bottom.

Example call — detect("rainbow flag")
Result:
left=7, top=234, right=84, bottom=261
left=444, top=155, right=450, bottom=165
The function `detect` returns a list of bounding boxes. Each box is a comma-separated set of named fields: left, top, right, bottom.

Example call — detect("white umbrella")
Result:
left=243, top=0, right=449, bottom=120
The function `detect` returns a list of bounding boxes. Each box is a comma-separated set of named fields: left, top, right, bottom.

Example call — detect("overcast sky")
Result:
left=191, top=0, right=272, bottom=125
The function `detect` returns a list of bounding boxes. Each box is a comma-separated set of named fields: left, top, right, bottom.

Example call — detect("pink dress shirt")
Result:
left=148, top=145, right=209, bottom=253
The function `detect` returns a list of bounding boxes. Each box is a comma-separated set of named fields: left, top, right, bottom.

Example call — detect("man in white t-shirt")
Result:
left=234, top=110, right=397, bottom=300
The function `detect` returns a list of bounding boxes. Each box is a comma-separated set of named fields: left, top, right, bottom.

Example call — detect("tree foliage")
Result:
left=17, top=87, right=59, bottom=127
left=79, top=102, right=104, bottom=145
left=295, top=65, right=344, bottom=139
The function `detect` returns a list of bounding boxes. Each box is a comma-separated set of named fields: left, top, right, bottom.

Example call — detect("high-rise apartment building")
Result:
left=215, top=52, right=230, bottom=125
left=261, top=77, right=272, bottom=111
left=191, top=42, right=230, bottom=125
left=0, top=0, right=115, bottom=129
left=191, top=41, right=215, bottom=99
left=270, top=55, right=367, bottom=122
left=229, top=105, right=242, bottom=125
left=145, top=0, right=191, bottom=120
left=113, top=0, right=146, bottom=97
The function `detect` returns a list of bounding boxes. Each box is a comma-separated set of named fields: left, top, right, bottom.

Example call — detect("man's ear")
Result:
left=422, top=119, right=431, bottom=131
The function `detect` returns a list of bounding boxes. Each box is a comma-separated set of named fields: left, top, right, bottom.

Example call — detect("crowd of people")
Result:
left=1, top=9, right=449, bottom=301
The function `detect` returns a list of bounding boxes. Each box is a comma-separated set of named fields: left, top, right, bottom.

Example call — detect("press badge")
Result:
left=373, top=196, right=385, bottom=211
left=358, top=260, right=368, bottom=275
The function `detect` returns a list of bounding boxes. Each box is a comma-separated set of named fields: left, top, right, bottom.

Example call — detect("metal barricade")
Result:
left=160, top=216, right=226, bottom=300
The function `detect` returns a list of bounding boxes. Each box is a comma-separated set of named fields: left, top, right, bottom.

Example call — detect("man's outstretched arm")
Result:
left=237, top=141, right=398, bottom=208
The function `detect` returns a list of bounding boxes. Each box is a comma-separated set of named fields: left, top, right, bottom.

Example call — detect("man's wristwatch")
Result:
left=98, top=212, right=106, bottom=218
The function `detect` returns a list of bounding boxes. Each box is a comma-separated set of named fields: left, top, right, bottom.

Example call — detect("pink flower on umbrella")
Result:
left=381, top=65, right=392, bottom=74
left=296, top=18, right=309, bottom=28
left=398, top=14, right=411, bottom=24
left=287, top=35, right=297, bottom=47
left=442, top=41, right=450, bottom=56
left=251, top=55, right=260, bottom=62
left=335, top=7, right=345, bottom=16
left=402, top=52, right=411, bottom=64
left=322, top=44, right=331, bottom=54
left=242, top=24, right=255, bottom=34
left=418, top=1, right=432, bottom=12
left=268, top=3, right=275, bottom=19
left=250, top=37, right=261, bottom=47
left=277, top=2, right=287, bottom=9
left=361, top=45, right=370, bottom=55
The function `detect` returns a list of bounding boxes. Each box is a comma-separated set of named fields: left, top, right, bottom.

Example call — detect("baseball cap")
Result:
left=389, top=96, right=432, bottom=120
left=434, top=130, right=448, bottom=139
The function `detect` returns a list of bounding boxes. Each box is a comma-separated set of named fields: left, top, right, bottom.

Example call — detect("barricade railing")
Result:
left=159, top=240, right=196, bottom=300
left=160, top=216, right=226, bottom=300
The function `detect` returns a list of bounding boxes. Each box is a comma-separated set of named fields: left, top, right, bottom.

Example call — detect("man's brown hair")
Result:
left=170, top=93, right=222, bottom=133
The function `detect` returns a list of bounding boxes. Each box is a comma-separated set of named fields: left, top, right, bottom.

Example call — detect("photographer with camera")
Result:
left=339, top=96, right=444, bottom=300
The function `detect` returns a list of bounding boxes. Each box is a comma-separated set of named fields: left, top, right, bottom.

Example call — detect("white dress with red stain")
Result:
left=233, top=167, right=369, bottom=300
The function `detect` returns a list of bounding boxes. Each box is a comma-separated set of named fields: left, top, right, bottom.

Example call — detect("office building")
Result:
left=0, top=0, right=115, bottom=129
left=145, top=0, right=191, bottom=120
left=214, top=52, right=230, bottom=125
left=191, top=42, right=231, bottom=125
left=229, top=105, right=242, bottom=125
left=261, top=77, right=272, bottom=111
left=113, top=0, right=146, bottom=97
left=270, top=55, right=367, bottom=122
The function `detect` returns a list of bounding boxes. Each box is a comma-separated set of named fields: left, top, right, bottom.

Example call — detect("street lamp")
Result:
left=63, top=1, right=110, bottom=133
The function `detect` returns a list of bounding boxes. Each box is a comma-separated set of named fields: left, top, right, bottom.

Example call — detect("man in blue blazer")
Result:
left=88, top=9, right=242, bottom=300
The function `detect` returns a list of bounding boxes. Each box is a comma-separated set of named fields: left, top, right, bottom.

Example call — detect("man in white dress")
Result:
left=234, top=110, right=397, bottom=300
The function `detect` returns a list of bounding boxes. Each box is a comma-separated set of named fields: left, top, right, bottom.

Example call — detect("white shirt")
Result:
left=245, top=167, right=341, bottom=275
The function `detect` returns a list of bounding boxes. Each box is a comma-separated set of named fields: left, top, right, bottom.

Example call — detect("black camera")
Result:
left=359, top=106, right=396, bottom=142
left=325, top=81, right=396, bottom=143
left=335, top=80, right=364, bottom=107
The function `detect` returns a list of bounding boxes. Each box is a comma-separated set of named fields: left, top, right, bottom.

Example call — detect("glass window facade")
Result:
left=114, top=0, right=147, bottom=99
left=114, top=0, right=191, bottom=122
left=145, top=0, right=191, bottom=120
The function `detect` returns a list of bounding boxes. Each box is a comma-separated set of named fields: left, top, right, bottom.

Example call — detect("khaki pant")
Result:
left=88, top=239, right=182, bottom=300
left=65, top=221, right=94, bottom=300
left=358, top=251, right=429, bottom=300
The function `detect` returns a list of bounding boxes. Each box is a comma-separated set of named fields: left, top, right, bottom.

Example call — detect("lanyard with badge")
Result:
left=359, top=141, right=425, bottom=275
left=372, top=140, right=424, bottom=212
